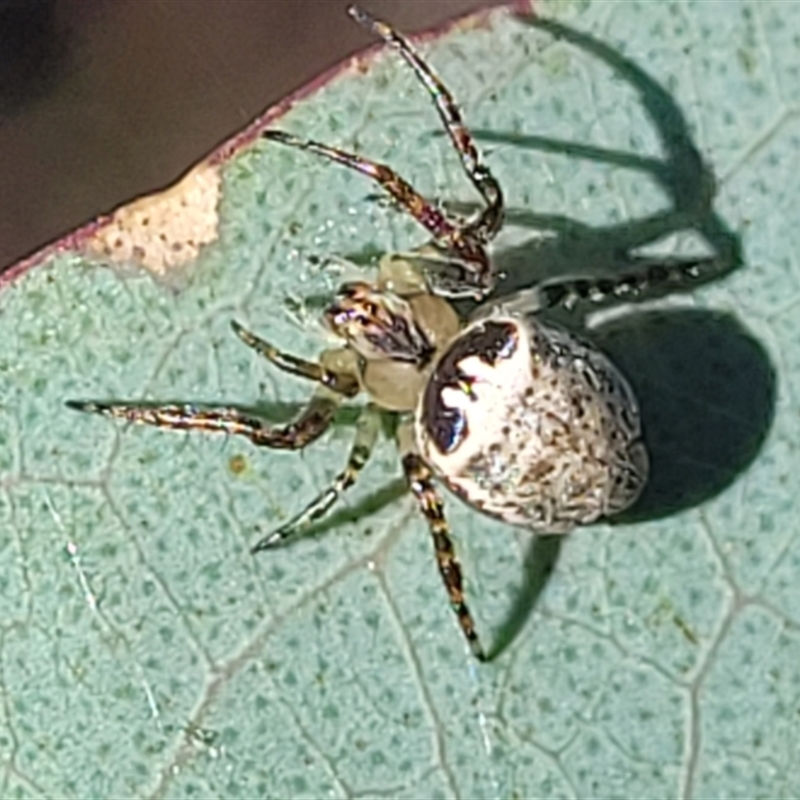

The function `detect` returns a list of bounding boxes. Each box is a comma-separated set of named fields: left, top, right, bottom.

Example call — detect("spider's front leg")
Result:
left=348, top=4, right=503, bottom=242
left=263, top=8, right=505, bottom=300
left=66, top=325, right=362, bottom=450
left=399, top=425, right=485, bottom=660
left=65, top=391, right=341, bottom=450
left=263, top=130, right=493, bottom=300
left=263, top=130, right=465, bottom=258
left=231, top=321, right=360, bottom=398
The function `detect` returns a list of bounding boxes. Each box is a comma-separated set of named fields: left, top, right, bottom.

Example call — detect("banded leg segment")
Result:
left=402, top=451, right=485, bottom=660
left=489, top=255, right=723, bottom=319
left=538, top=256, right=718, bottom=312
left=263, top=130, right=461, bottom=249
left=263, top=131, right=493, bottom=298
left=349, top=5, right=503, bottom=242
left=251, top=403, right=382, bottom=552
left=231, top=321, right=361, bottom=397
left=65, top=388, right=341, bottom=450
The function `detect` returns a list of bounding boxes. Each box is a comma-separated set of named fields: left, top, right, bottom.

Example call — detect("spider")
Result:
left=67, top=5, right=715, bottom=660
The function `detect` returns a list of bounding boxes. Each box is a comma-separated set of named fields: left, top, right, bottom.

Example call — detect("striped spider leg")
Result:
left=488, top=255, right=724, bottom=320
left=250, top=401, right=381, bottom=552
left=263, top=4, right=504, bottom=300
left=398, top=422, right=485, bottom=660
left=67, top=321, right=361, bottom=451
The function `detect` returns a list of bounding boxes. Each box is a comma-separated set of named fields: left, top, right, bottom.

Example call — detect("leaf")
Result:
left=1, top=1, right=797, bottom=797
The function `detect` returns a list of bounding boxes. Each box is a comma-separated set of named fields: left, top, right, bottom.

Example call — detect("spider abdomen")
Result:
left=415, top=314, right=648, bottom=531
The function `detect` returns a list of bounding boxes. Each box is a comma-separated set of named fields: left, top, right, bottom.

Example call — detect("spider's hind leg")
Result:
left=534, top=255, right=725, bottom=314
left=251, top=402, right=382, bottom=552
left=398, top=424, right=485, bottom=660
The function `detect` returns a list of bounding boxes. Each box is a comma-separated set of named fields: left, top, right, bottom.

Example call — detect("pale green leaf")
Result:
left=1, top=2, right=798, bottom=797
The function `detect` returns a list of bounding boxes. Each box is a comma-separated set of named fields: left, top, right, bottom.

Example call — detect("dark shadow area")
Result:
left=0, top=0, right=70, bottom=116
left=266, top=303, right=777, bottom=656
left=486, top=533, right=562, bottom=661
left=489, top=17, right=775, bottom=516
left=447, top=14, right=740, bottom=310
left=596, top=309, right=776, bottom=522
left=464, top=16, right=775, bottom=658
left=486, top=309, right=776, bottom=661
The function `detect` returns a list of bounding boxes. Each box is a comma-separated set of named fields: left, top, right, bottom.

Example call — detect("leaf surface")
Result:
left=1, top=2, right=797, bottom=797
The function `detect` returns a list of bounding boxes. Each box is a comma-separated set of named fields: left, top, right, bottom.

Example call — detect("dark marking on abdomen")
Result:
left=423, top=320, right=519, bottom=454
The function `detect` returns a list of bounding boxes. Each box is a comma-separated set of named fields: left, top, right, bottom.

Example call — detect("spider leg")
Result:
left=65, top=388, right=341, bottom=450
left=542, top=255, right=721, bottom=311
left=401, top=448, right=485, bottom=660
left=483, top=255, right=723, bottom=319
left=251, top=402, right=381, bottom=552
left=263, top=130, right=460, bottom=248
left=231, top=321, right=361, bottom=397
left=264, top=130, right=493, bottom=299
left=348, top=4, right=503, bottom=242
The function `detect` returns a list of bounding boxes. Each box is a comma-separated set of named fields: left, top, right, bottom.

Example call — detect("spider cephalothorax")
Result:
left=68, top=5, right=711, bottom=659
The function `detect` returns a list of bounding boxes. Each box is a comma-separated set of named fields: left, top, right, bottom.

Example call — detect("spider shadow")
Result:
left=486, top=532, right=563, bottom=661
left=462, top=14, right=740, bottom=303
left=599, top=309, right=775, bottom=523
left=468, top=16, right=778, bottom=659
left=486, top=309, right=776, bottom=661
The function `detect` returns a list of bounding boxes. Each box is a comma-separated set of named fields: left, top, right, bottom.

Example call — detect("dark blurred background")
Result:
left=0, top=0, right=498, bottom=272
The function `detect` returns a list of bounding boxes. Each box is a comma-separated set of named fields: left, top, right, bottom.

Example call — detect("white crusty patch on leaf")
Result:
left=84, top=162, right=221, bottom=282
